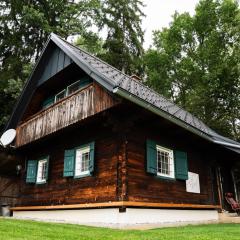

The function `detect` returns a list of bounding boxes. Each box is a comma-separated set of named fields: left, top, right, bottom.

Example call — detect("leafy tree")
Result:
left=144, top=0, right=240, bottom=140
left=0, top=0, right=99, bottom=131
left=98, top=0, right=145, bottom=75
left=75, top=32, right=106, bottom=55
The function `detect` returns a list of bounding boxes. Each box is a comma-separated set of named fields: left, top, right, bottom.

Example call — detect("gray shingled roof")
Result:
left=51, top=34, right=240, bottom=149
left=7, top=33, right=240, bottom=152
left=56, top=35, right=214, bottom=134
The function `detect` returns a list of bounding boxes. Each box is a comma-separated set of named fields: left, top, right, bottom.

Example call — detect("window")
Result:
left=146, top=139, right=188, bottom=180
left=156, top=146, right=174, bottom=179
left=36, top=158, right=48, bottom=183
left=55, top=90, right=66, bottom=102
left=67, top=80, right=80, bottom=95
left=26, top=157, right=49, bottom=184
left=42, top=96, right=54, bottom=109
left=75, top=146, right=90, bottom=177
left=63, top=142, right=95, bottom=178
left=41, top=76, right=92, bottom=109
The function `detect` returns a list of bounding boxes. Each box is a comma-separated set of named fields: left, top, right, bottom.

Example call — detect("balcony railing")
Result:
left=16, top=84, right=117, bottom=147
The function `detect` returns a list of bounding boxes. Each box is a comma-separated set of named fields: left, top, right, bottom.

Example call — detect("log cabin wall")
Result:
left=116, top=103, right=221, bottom=206
left=17, top=116, right=120, bottom=206
left=16, top=101, right=232, bottom=207
left=0, top=152, right=22, bottom=207
left=0, top=176, right=19, bottom=206
left=126, top=133, right=217, bottom=205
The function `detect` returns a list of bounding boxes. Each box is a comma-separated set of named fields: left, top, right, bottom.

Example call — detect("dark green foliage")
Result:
left=0, top=0, right=99, bottom=131
left=0, top=0, right=145, bottom=131
left=98, top=0, right=145, bottom=75
left=75, top=32, right=106, bottom=55
left=144, top=0, right=240, bottom=140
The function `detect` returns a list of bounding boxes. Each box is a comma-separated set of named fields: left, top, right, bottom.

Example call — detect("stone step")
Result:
left=219, top=212, right=240, bottom=223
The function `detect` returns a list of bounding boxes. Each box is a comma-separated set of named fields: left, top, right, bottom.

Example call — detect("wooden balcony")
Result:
left=16, top=84, right=118, bottom=147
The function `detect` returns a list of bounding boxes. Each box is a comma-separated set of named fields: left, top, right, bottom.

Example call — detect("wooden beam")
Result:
left=11, top=201, right=221, bottom=211
left=216, top=167, right=224, bottom=210
left=123, top=201, right=221, bottom=209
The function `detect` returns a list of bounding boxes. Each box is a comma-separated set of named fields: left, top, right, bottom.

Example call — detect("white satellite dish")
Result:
left=0, top=129, right=16, bottom=147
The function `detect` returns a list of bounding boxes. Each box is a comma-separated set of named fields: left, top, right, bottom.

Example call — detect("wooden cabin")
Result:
left=2, top=33, right=240, bottom=226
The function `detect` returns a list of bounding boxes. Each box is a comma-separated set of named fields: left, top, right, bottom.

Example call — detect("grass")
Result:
left=0, top=219, right=239, bottom=240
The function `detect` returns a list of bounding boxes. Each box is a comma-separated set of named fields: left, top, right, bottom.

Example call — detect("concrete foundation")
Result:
left=13, top=208, right=219, bottom=228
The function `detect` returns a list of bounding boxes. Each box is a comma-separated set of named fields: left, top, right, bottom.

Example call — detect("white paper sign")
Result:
left=186, top=172, right=200, bottom=193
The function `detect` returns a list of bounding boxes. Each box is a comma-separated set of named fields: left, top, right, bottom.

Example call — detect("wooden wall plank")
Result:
left=16, top=83, right=118, bottom=147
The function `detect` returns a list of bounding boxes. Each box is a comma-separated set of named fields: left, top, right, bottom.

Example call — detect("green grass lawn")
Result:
left=0, top=219, right=239, bottom=240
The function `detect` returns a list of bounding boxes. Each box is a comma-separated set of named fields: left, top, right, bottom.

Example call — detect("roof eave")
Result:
left=113, top=87, right=240, bottom=150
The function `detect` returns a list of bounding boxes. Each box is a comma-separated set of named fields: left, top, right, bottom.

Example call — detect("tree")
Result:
left=0, top=0, right=99, bottom=131
left=98, top=0, right=145, bottom=75
left=144, top=0, right=240, bottom=140
left=75, top=32, right=106, bottom=55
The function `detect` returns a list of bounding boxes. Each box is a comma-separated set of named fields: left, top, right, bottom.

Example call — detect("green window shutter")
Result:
left=26, top=160, right=38, bottom=183
left=89, top=142, right=95, bottom=174
left=146, top=139, right=157, bottom=175
left=174, top=150, right=188, bottom=180
left=42, top=96, right=54, bottom=109
left=63, top=149, right=75, bottom=177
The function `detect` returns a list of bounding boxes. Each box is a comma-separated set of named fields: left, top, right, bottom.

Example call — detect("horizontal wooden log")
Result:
left=11, top=201, right=221, bottom=211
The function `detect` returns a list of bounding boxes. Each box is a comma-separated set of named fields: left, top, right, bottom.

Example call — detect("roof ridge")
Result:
left=51, top=33, right=131, bottom=82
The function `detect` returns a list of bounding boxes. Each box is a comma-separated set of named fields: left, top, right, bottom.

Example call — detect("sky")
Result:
left=142, top=0, right=199, bottom=48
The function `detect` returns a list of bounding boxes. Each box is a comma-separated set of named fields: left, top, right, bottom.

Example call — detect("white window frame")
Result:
left=36, top=158, right=48, bottom=184
left=74, top=146, right=91, bottom=177
left=156, top=145, right=175, bottom=179
left=66, top=80, right=80, bottom=96
left=55, top=89, right=66, bottom=103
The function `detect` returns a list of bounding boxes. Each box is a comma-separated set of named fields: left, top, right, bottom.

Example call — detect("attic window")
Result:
left=41, top=77, right=92, bottom=109
left=55, top=89, right=66, bottom=102
left=67, top=80, right=80, bottom=95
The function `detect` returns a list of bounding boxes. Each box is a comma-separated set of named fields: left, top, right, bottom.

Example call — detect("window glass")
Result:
left=42, top=96, right=54, bottom=109
left=36, top=159, right=48, bottom=183
left=157, top=146, right=174, bottom=178
left=55, top=90, right=66, bottom=102
left=67, top=81, right=80, bottom=95
left=75, top=146, right=90, bottom=176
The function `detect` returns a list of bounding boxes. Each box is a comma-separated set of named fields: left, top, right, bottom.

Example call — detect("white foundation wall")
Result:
left=13, top=208, right=219, bottom=227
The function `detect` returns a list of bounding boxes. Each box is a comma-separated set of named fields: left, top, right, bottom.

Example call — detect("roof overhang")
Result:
left=5, top=33, right=240, bottom=155
left=113, top=87, right=240, bottom=151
